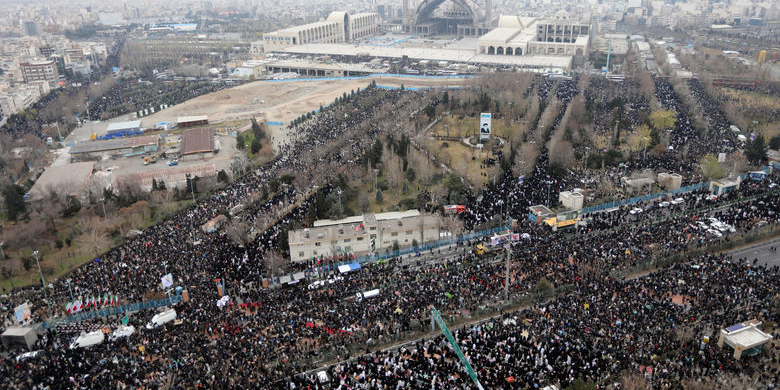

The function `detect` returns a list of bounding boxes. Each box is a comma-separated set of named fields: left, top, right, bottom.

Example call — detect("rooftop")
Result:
left=71, top=135, right=159, bottom=154
left=177, top=115, right=208, bottom=124
left=1, top=326, right=36, bottom=337
left=27, top=161, right=95, bottom=201
left=479, top=28, right=523, bottom=44
left=180, top=128, right=215, bottom=155
left=106, top=120, right=142, bottom=132
left=279, top=44, right=573, bottom=70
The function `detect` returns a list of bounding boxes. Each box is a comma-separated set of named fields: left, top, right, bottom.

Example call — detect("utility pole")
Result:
left=503, top=244, right=511, bottom=301
left=33, top=250, right=52, bottom=320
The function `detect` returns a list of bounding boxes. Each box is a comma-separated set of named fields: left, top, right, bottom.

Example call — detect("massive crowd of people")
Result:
left=1, top=75, right=778, bottom=389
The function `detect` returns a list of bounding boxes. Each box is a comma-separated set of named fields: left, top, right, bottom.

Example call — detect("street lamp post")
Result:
left=188, top=174, right=196, bottom=202
left=99, top=197, right=106, bottom=218
left=33, top=250, right=52, bottom=319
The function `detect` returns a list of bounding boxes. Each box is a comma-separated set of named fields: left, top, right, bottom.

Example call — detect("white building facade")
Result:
left=262, top=12, right=380, bottom=52
left=288, top=210, right=440, bottom=263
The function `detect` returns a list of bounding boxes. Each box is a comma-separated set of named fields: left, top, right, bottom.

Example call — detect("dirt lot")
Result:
left=140, top=76, right=473, bottom=146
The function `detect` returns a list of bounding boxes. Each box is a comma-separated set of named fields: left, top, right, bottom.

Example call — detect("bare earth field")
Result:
left=140, top=76, right=472, bottom=145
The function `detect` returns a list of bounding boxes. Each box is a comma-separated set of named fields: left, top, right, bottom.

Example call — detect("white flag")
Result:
left=161, top=273, right=174, bottom=289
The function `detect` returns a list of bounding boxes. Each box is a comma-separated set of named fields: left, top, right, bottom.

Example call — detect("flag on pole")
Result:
left=66, top=301, right=73, bottom=314
left=161, top=273, right=174, bottom=289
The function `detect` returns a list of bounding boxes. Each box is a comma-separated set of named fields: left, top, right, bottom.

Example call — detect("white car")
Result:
left=659, top=201, right=670, bottom=208
left=109, top=325, right=136, bottom=342
left=706, top=229, right=723, bottom=238
left=671, top=198, right=685, bottom=205
left=630, top=208, right=643, bottom=215
left=16, top=350, right=43, bottom=361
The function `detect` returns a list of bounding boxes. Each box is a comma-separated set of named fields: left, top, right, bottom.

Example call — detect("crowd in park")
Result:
left=0, top=74, right=778, bottom=389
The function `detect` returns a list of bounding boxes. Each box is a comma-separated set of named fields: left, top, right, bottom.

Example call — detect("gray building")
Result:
left=288, top=210, right=441, bottom=263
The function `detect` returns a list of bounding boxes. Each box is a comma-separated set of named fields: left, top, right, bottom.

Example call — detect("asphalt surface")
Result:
left=729, top=236, right=780, bottom=267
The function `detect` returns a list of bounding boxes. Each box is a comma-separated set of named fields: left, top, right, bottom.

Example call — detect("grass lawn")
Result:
left=0, top=199, right=195, bottom=292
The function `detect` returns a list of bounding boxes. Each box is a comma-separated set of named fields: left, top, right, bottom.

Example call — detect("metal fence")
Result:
left=43, top=295, right=183, bottom=329
left=580, top=182, right=709, bottom=215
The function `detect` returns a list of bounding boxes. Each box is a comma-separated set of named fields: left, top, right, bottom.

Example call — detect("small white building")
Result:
left=718, top=320, right=773, bottom=360
left=559, top=190, right=584, bottom=210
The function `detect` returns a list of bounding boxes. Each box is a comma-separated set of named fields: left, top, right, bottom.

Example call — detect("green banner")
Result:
left=431, top=308, right=484, bottom=390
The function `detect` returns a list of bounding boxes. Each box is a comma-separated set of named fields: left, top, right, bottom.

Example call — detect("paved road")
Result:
left=729, top=236, right=780, bottom=267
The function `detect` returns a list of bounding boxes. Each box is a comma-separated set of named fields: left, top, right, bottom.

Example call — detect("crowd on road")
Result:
left=1, top=76, right=778, bottom=390
left=288, top=252, right=779, bottom=390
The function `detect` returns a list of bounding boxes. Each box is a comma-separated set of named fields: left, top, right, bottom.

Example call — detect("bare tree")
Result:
left=76, top=217, right=111, bottom=258
left=382, top=147, right=404, bottom=191
left=513, top=143, right=540, bottom=177
left=549, top=140, right=576, bottom=170
left=442, top=214, right=465, bottom=237
left=225, top=219, right=251, bottom=246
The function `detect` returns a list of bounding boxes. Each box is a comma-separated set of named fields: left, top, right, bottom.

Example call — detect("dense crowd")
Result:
left=288, top=252, right=779, bottom=390
left=1, top=76, right=778, bottom=389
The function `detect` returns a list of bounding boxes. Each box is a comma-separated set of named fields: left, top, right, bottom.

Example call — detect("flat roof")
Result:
left=312, top=210, right=421, bottom=227
left=478, top=28, right=522, bottom=44
left=267, top=59, right=390, bottom=73
left=279, top=44, right=572, bottom=69
left=28, top=162, right=95, bottom=201
left=727, top=327, right=772, bottom=348
left=107, top=120, right=142, bottom=132
left=119, top=163, right=217, bottom=188
left=71, top=135, right=158, bottom=154
left=180, top=128, right=215, bottom=155
left=177, top=115, right=209, bottom=124
left=1, top=326, right=36, bottom=337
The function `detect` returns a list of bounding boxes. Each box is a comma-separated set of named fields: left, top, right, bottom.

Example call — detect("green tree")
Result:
left=745, top=134, right=767, bottom=163
left=251, top=118, right=266, bottom=140
left=61, top=195, right=81, bottom=218
left=769, top=135, right=780, bottom=150
left=236, top=132, right=245, bottom=150
left=251, top=138, right=262, bottom=154
left=375, top=189, right=384, bottom=203
left=650, top=109, right=677, bottom=131
left=3, top=184, right=26, bottom=221
left=217, top=169, right=229, bottom=183
left=699, top=154, right=724, bottom=180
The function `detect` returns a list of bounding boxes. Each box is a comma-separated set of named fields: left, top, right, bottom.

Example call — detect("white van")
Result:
left=146, top=308, right=177, bottom=329
left=69, top=331, right=105, bottom=349
left=355, top=289, right=380, bottom=301
left=109, top=325, right=136, bottom=342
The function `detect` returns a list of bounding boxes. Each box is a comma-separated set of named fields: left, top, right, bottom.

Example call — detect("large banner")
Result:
left=479, top=113, right=491, bottom=140
left=14, top=303, right=31, bottom=323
